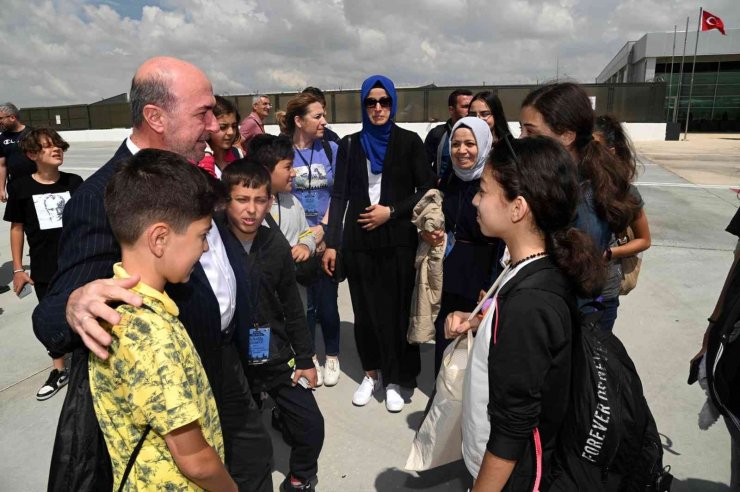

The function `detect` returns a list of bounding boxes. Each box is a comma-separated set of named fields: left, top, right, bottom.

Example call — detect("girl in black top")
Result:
left=323, top=75, right=435, bottom=412
left=446, top=136, right=605, bottom=489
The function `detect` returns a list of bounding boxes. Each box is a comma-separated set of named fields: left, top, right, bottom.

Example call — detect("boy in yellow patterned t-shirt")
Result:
left=89, top=149, right=236, bottom=491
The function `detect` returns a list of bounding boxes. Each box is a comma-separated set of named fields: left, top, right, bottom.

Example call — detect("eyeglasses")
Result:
left=364, top=97, right=392, bottom=109
left=469, top=110, right=492, bottom=119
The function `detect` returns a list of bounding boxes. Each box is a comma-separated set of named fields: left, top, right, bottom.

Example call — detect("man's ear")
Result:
left=142, top=104, right=166, bottom=135
left=147, top=223, right=170, bottom=257
left=25, top=151, right=38, bottom=162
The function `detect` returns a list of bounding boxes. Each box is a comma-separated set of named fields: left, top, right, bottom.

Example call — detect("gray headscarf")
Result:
left=448, top=116, right=493, bottom=182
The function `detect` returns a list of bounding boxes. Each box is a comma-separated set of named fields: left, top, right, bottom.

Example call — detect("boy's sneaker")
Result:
left=36, top=369, right=69, bottom=401
left=352, top=375, right=379, bottom=406
left=323, top=356, right=340, bottom=387
left=312, top=356, right=323, bottom=387
left=279, top=475, right=313, bottom=491
left=385, top=384, right=404, bottom=413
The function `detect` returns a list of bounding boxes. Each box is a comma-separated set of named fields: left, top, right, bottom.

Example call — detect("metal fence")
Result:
left=18, top=83, right=667, bottom=131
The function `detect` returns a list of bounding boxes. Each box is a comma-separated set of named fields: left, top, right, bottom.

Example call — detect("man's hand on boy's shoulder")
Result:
left=66, top=275, right=144, bottom=360
left=291, top=244, right=311, bottom=263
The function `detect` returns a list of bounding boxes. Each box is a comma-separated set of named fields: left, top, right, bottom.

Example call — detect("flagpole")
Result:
left=683, top=7, right=703, bottom=140
left=674, top=17, right=690, bottom=123
left=666, top=25, right=677, bottom=121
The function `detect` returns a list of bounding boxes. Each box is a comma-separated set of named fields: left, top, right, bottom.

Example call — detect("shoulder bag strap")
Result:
left=117, top=424, right=152, bottom=492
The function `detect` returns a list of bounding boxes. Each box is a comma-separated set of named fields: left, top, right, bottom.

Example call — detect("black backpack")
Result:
left=545, top=305, right=673, bottom=491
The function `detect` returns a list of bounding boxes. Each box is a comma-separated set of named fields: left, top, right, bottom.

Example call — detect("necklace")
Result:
left=509, top=251, right=547, bottom=270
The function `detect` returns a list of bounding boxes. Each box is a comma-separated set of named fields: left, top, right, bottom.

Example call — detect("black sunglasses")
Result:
left=364, top=97, right=392, bottom=109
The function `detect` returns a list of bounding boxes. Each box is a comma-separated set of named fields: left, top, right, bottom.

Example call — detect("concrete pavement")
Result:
left=1, top=136, right=739, bottom=491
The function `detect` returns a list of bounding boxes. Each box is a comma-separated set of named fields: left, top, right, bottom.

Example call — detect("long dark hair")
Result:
left=522, top=83, right=639, bottom=233
left=490, top=136, right=606, bottom=297
left=471, top=91, right=511, bottom=142
left=594, top=114, right=637, bottom=183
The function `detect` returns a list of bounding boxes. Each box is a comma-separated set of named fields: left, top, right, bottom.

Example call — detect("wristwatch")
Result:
left=389, top=205, right=396, bottom=219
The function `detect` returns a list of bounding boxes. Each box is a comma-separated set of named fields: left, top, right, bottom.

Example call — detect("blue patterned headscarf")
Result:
left=360, top=75, right=398, bottom=175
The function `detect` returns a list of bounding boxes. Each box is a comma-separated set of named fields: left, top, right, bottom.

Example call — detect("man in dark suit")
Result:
left=33, top=56, right=273, bottom=492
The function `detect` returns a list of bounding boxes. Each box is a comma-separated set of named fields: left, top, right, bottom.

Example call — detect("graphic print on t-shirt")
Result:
left=33, top=191, right=71, bottom=230
left=294, top=163, right=329, bottom=191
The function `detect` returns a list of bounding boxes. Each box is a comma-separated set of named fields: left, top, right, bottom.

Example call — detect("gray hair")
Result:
left=129, top=75, right=176, bottom=128
left=252, top=94, right=269, bottom=105
left=0, top=103, right=19, bottom=117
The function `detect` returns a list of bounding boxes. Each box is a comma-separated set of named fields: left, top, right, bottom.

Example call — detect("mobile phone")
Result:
left=687, top=357, right=701, bottom=385
left=18, top=283, right=33, bottom=299
left=297, top=376, right=310, bottom=389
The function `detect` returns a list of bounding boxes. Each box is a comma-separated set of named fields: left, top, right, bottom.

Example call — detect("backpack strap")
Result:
left=105, top=301, right=158, bottom=491
left=117, top=424, right=152, bottom=492
left=322, top=139, right=334, bottom=167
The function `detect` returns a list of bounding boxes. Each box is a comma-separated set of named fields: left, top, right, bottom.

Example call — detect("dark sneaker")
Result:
left=36, top=369, right=69, bottom=401
left=279, top=476, right=314, bottom=491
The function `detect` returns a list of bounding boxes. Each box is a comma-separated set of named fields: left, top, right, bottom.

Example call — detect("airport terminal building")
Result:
left=597, top=28, right=740, bottom=131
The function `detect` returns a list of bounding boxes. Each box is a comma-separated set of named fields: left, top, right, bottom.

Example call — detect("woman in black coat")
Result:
left=323, top=75, right=435, bottom=413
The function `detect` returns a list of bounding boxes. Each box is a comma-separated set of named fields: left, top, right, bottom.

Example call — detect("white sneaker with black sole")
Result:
left=352, top=375, right=380, bottom=406
left=36, top=369, right=69, bottom=401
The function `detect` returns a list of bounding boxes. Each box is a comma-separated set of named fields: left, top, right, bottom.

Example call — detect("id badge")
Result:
left=303, top=192, right=319, bottom=219
left=248, top=325, right=271, bottom=365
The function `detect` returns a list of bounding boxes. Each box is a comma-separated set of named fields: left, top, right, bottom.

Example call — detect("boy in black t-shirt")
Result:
left=3, top=128, right=83, bottom=400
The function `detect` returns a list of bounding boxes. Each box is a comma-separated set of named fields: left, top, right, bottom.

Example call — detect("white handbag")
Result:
left=405, top=266, right=509, bottom=471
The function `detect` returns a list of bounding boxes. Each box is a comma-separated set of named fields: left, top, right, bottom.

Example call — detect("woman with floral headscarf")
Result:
left=420, top=117, right=504, bottom=375
left=322, top=75, right=435, bottom=412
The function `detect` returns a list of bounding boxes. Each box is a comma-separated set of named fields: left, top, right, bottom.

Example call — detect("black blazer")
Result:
left=32, top=143, right=247, bottom=391
left=326, top=123, right=435, bottom=251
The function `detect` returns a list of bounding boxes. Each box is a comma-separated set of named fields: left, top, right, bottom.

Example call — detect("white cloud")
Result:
left=0, top=0, right=738, bottom=107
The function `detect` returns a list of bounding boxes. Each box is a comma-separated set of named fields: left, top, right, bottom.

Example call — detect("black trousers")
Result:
left=261, top=382, right=325, bottom=482
left=218, top=342, right=274, bottom=492
left=35, top=282, right=65, bottom=360
left=344, top=246, right=420, bottom=387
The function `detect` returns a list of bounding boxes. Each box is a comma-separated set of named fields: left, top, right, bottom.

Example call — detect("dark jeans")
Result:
left=261, top=383, right=325, bottom=482
left=306, top=273, right=341, bottom=356
left=598, top=297, right=620, bottom=331
left=219, top=343, right=274, bottom=492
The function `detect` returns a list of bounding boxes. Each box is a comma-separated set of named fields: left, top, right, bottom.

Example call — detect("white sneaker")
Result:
left=385, top=384, right=404, bottom=413
left=323, top=357, right=340, bottom=387
left=352, top=375, right=379, bottom=406
left=312, top=356, right=323, bottom=387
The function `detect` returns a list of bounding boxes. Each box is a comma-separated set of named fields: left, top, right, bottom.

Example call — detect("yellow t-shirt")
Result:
left=89, top=263, right=224, bottom=491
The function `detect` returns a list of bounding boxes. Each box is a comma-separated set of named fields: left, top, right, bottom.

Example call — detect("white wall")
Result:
left=60, top=122, right=668, bottom=144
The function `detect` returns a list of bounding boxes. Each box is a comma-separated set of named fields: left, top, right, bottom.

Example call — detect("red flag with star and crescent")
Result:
left=701, top=10, right=726, bottom=35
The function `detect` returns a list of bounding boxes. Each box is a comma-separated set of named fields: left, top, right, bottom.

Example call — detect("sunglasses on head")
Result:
left=364, top=97, right=392, bottom=109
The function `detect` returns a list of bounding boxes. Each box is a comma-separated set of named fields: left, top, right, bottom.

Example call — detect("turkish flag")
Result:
left=701, top=10, right=726, bottom=35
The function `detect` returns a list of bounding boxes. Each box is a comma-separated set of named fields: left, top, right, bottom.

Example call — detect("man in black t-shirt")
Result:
left=0, top=102, right=36, bottom=202
left=4, top=128, right=82, bottom=400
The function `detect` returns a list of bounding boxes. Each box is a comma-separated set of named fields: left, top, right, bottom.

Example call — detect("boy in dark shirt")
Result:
left=3, top=128, right=83, bottom=400
left=222, top=160, right=324, bottom=492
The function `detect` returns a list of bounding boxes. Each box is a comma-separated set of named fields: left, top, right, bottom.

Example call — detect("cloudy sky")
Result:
left=1, top=0, right=738, bottom=108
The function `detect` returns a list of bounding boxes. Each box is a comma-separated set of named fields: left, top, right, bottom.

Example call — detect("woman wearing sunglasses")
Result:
left=420, top=116, right=502, bottom=376
left=446, top=137, right=605, bottom=489
left=322, top=75, right=435, bottom=412
left=469, top=91, right=511, bottom=143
